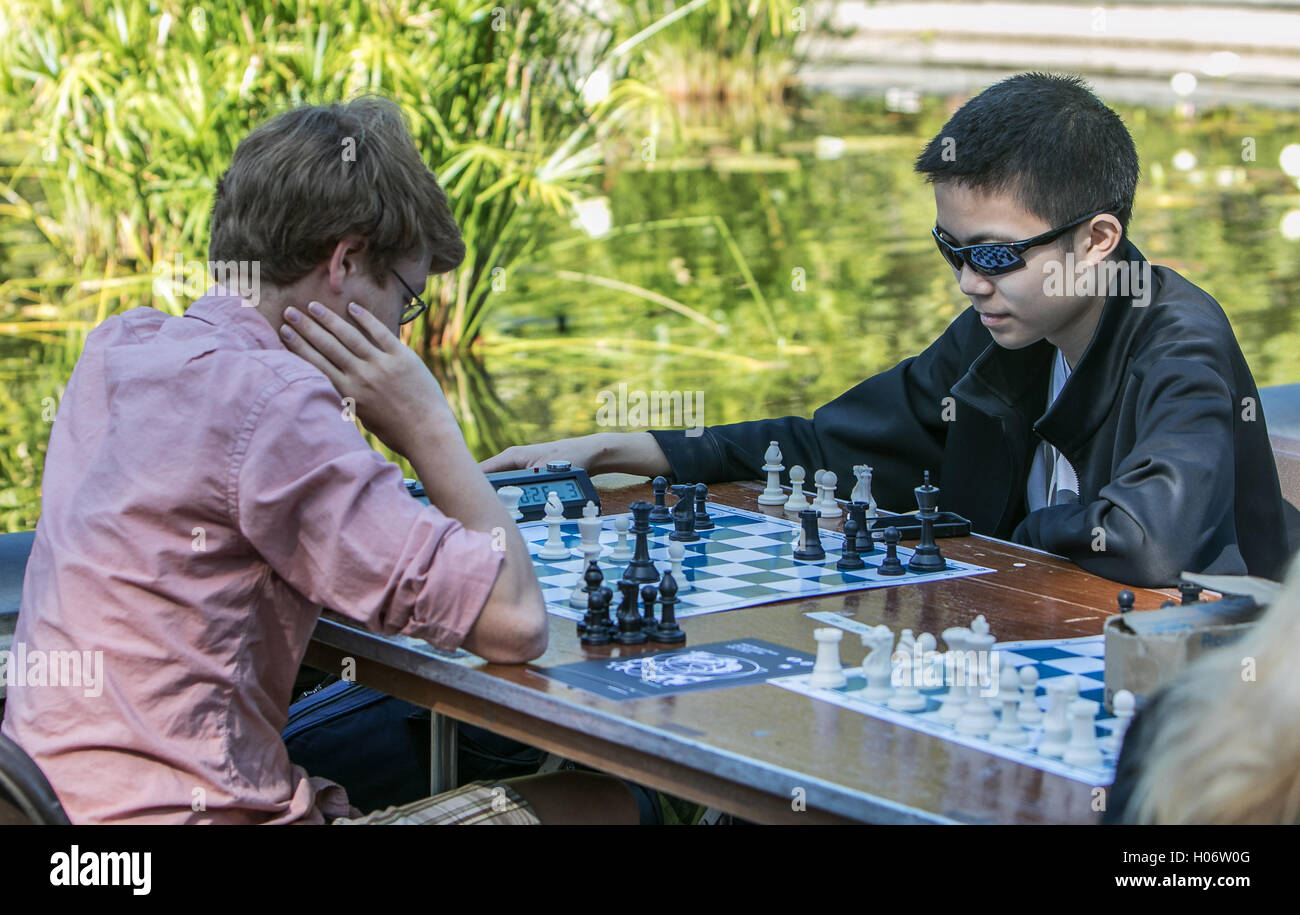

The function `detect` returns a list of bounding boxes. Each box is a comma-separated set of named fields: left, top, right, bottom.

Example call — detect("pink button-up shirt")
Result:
left=1, top=291, right=503, bottom=824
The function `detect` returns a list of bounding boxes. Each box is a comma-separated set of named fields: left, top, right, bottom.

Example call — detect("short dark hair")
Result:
left=914, top=73, right=1139, bottom=235
left=209, top=96, right=465, bottom=287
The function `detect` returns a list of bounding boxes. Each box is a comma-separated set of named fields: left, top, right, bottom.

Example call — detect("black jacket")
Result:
left=650, top=242, right=1289, bottom=587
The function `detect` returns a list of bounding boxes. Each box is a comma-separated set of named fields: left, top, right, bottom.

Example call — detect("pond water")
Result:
left=3, top=91, right=1300, bottom=529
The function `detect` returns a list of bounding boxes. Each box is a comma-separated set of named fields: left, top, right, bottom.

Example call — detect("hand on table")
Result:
left=479, top=432, right=672, bottom=479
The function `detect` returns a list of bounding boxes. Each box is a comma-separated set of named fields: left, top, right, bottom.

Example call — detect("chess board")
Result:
left=522, top=503, right=994, bottom=623
left=768, top=632, right=1121, bottom=784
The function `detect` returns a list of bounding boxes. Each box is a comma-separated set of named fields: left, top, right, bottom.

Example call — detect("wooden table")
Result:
left=305, top=479, right=1177, bottom=824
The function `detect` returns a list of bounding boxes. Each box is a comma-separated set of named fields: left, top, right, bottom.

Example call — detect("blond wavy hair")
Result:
left=1124, top=555, right=1300, bottom=823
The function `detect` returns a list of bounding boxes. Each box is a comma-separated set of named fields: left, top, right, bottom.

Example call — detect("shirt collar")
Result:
left=183, top=286, right=285, bottom=352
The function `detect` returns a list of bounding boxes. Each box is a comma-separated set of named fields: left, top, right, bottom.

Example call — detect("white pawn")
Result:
left=784, top=465, right=810, bottom=512
left=990, top=694, right=1028, bottom=745
left=1016, top=665, right=1043, bottom=725
left=668, top=539, right=692, bottom=592
left=1037, top=682, right=1071, bottom=758
left=758, top=441, right=786, bottom=505
left=496, top=485, right=524, bottom=521
left=861, top=625, right=896, bottom=702
left=1064, top=698, right=1104, bottom=769
left=809, top=628, right=846, bottom=689
left=1104, top=689, right=1136, bottom=755
left=888, top=630, right=931, bottom=711
left=997, top=655, right=1019, bottom=709
left=537, top=491, right=571, bottom=560
left=609, top=514, right=633, bottom=561
left=818, top=470, right=841, bottom=518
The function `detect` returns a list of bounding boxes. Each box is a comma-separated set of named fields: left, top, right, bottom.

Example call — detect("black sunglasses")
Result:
left=932, top=208, right=1113, bottom=277
left=391, top=270, right=429, bottom=325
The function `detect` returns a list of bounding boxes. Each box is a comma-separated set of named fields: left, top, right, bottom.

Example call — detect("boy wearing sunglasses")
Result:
left=483, top=73, right=1288, bottom=587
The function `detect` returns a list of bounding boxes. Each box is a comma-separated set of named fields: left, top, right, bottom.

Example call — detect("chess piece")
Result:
left=937, top=626, right=971, bottom=721
left=652, top=570, right=686, bottom=643
left=496, top=485, right=524, bottom=521
left=622, top=501, right=660, bottom=584
left=577, top=560, right=603, bottom=635
left=850, top=465, right=877, bottom=518
left=837, top=518, right=866, bottom=570
left=667, top=539, right=692, bottom=592
left=887, top=631, right=932, bottom=711
left=1063, top=698, right=1104, bottom=768
left=877, top=527, right=905, bottom=575
left=693, top=483, right=714, bottom=531
left=1179, top=582, right=1204, bottom=605
left=784, top=465, right=810, bottom=512
left=537, top=491, right=571, bottom=560
left=1117, top=589, right=1135, bottom=613
left=1037, top=682, right=1071, bottom=758
left=907, top=471, right=946, bottom=573
left=861, top=626, right=895, bottom=702
left=614, top=579, right=647, bottom=644
left=848, top=502, right=876, bottom=555
left=580, top=581, right=613, bottom=646
left=640, top=584, right=660, bottom=640
left=669, top=485, right=699, bottom=542
left=818, top=470, right=841, bottom=518
left=1016, top=664, right=1043, bottom=725
left=570, top=502, right=605, bottom=608
left=1105, top=689, right=1136, bottom=754
left=793, top=509, right=826, bottom=561
left=648, top=476, right=672, bottom=522
left=758, top=441, right=787, bottom=506
left=809, top=627, right=846, bottom=689
left=990, top=695, right=1028, bottom=745
left=956, top=615, right=996, bottom=736
left=610, top=514, right=633, bottom=561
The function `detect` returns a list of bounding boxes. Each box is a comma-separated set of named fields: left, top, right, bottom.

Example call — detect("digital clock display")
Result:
left=516, top=478, right=584, bottom=507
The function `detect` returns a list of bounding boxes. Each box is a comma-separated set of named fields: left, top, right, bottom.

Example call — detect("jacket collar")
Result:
left=951, top=239, right=1155, bottom=450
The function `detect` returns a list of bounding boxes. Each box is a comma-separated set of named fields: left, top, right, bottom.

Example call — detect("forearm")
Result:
left=589, top=431, right=672, bottom=478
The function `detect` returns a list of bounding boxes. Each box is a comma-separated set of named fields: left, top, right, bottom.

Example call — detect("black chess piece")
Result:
left=1179, top=582, right=1203, bottom=605
left=640, top=584, right=660, bottom=639
left=837, top=518, right=866, bottom=570
left=648, top=476, right=672, bottom=522
left=669, top=485, right=699, bottom=542
left=1117, top=590, right=1135, bottom=613
left=622, top=500, right=660, bottom=584
left=576, top=559, right=603, bottom=635
left=580, top=586, right=612, bottom=646
left=653, top=570, right=686, bottom=643
left=793, top=509, right=826, bottom=561
left=849, top=502, right=876, bottom=555
left=878, top=526, right=905, bottom=576
left=693, top=483, right=714, bottom=531
left=614, top=579, right=647, bottom=644
left=906, top=471, right=946, bottom=573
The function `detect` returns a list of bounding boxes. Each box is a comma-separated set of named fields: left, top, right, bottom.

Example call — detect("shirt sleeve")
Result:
left=231, top=376, right=504, bottom=651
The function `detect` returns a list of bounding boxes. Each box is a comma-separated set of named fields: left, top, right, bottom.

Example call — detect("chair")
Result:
left=0, top=732, right=70, bottom=824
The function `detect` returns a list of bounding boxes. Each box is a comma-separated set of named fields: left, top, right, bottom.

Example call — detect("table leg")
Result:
left=430, top=710, right=458, bottom=796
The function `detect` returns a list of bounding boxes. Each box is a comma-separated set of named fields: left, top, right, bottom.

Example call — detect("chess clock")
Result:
left=404, top=461, right=600, bottom=521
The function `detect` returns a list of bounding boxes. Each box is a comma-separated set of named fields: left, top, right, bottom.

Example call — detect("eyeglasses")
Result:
left=932, top=208, right=1113, bottom=277
left=391, top=270, right=429, bottom=325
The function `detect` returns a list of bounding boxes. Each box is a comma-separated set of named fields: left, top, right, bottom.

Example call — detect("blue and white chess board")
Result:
left=768, top=632, right=1120, bottom=784
left=522, top=502, right=995, bottom=623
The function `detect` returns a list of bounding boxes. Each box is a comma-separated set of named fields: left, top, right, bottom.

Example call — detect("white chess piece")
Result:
left=1016, top=664, right=1043, bottom=725
left=1037, top=682, right=1071, bottom=758
left=937, top=627, right=971, bottom=721
left=758, top=441, right=787, bottom=505
left=570, top=502, right=604, bottom=608
left=1063, top=698, right=1104, bottom=768
left=668, top=539, right=691, bottom=592
left=956, top=616, right=997, bottom=736
left=496, top=485, right=524, bottom=521
left=818, top=470, right=841, bottom=518
left=784, top=465, right=810, bottom=512
left=990, top=695, right=1028, bottom=745
left=861, top=625, right=896, bottom=702
left=809, top=628, right=846, bottom=689
left=888, top=630, right=931, bottom=711
left=537, top=491, right=571, bottom=560
left=850, top=465, right=877, bottom=518
left=1104, top=689, right=1136, bottom=755
left=997, top=655, right=1019, bottom=709
left=609, top=514, right=633, bottom=561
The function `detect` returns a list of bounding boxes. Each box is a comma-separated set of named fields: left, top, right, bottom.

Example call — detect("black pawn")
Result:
left=1117, top=590, right=1135, bottom=614
left=614, top=579, right=647, bottom=644
left=577, top=560, right=603, bottom=635
left=648, top=476, right=672, bottom=522
left=793, top=509, right=826, bottom=561
left=837, top=518, right=866, bottom=570
left=693, top=483, right=714, bottom=531
left=1179, top=582, right=1203, bottom=605
left=640, top=584, right=660, bottom=639
left=580, top=587, right=612, bottom=646
left=878, top=526, right=905, bottom=576
left=906, top=471, right=946, bottom=573
left=623, top=500, right=660, bottom=584
left=669, top=484, right=699, bottom=542
left=653, top=570, right=686, bottom=643
left=849, top=502, right=876, bottom=555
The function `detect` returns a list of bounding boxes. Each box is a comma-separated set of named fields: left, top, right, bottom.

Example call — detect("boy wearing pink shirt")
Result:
left=2, top=96, right=635, bottom=825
